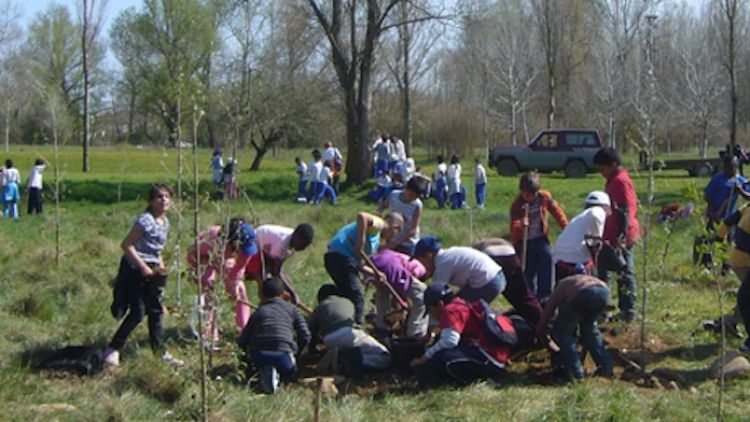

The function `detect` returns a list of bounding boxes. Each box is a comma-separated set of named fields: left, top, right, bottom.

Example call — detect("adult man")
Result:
left=553, top=191, right=611, bottom=281
left=412, top=236, right=506, bottom=303
left=409, top=283, right=512, bottom=387
left=593, top=147, right=641, bottom=322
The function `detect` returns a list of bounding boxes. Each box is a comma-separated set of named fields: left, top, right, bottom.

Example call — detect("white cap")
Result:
left=585, top=191, right=610, bottom=207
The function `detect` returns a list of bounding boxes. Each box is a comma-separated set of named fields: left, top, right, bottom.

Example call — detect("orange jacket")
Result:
left=509, top=190, right=568, bottom=244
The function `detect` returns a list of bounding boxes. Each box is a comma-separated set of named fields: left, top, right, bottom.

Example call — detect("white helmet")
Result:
left=585, top=191, right=610, bottom=207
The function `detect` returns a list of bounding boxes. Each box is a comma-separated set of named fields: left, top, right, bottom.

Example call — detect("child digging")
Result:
left=510, top=171, right=568, bottom=300
left=105, top=184, right=184, bottom=367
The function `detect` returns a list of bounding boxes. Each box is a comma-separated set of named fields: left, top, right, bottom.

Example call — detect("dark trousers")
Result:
left=475, top=183, right=486, bottom=207
left=416, top=346, right=506, bottom=388
left=520, top=237, right=553, bottom=299
left=297, top=181, right=307, bottom=199
left=324, top=251, right=365, bottom=324
left=737, top=272, right=750, bottom=346
left=552, top=285, right=613, bottom=379
left=597, top=245, right=637, bottom=318
left=27, top=187, right=42, bottom=214
left=493, top=254, right=543, bottom=326
left=109, top=258, right=166, bottom=352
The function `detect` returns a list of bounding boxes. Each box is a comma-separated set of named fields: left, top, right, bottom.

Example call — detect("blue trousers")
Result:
left=297, top=180, right=307, bottom=199
left=249, top=350, right=296, bottom=379
left=552, top=285, right=613, bottom=379
left=434, top=179, right=447, bottom=208
left=597, top=246, right=637, bottom=318
left=457, top=272, right=506, bottom=303
left=376, top=159, right=388, bottom=177
left=314, top=183, right=337, bottom=205
left=306, top=181, right=319, bottom=202
left=523, top=237, right=553, bottom=299
left=475, top=183, right=486, bottom=207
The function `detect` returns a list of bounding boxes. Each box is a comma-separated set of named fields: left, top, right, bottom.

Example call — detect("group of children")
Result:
left=1, top=158, right=46, bottom=218
left=106, top=148, right=644, bottom=393
left=210, top=148, right=239, bottom=199
left=294, top=141, right=343, bottom=205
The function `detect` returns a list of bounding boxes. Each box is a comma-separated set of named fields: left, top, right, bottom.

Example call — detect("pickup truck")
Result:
left=488, top=129, right=602, bottom=178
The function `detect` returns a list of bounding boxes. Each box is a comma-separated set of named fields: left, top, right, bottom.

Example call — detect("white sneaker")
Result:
left=162, top=351, right=185, bottom=367
left=103, top=348, right=120, bottom=367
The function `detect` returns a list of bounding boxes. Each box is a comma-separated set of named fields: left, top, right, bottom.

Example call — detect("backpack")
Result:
left=476, top=299, right=518, bottom=347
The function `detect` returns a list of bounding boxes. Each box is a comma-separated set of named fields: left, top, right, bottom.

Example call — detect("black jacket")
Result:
left=237, top=298, right=310, bottom=355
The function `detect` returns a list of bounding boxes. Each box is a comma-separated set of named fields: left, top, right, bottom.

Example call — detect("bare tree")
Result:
left=79, top=0, right=108, bottom=171
left=714, top=0, right=746, bottom=149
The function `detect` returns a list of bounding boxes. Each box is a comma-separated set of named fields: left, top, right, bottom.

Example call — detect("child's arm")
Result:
left=547, top=195, right=569, bottom=229
left=376, top=195, right=390, bottom=215
left=384, top=206, right=421, bottom=250
left=509, top=196, right=525, bottom=244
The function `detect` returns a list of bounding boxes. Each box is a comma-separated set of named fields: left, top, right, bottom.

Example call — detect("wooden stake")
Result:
left=313, top=377, right=323, bottom=422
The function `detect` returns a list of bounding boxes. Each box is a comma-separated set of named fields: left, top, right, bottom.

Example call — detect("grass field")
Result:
left=0, top=145, right=747, bottom=421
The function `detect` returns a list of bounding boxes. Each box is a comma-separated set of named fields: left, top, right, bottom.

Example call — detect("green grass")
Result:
left=0, top=145, right=747, bottom=421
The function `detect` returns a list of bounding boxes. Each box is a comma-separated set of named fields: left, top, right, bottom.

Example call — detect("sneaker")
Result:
left=594, top=367, right=615, bottom=379
left=162, top=351, right=185, bottom=367
left=260, top=365, right=280, bottom=394
left=104, top=348, right=120, bottom=367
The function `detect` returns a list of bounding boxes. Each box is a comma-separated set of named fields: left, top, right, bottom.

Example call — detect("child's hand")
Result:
left=141, top=266, right=155, bottom=277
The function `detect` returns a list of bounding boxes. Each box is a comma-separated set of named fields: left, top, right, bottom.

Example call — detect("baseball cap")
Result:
left=423, top=283, right=453, bottom=309
left=585, top=191, right=610, bottom=207
left=412, top=236, right=442, bottom=258
left=238, top=223, right=258, bottom=256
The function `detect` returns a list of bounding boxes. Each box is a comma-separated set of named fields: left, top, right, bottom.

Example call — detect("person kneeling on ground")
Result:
left=536, top=274, right=613, bottom=381
left=365, top=249, right=429, bottom=339
left=413, top=236, right=507, bottom=303
left=237, top=277, right=311, bottom=394
left=309, top=285, right=391, bottom=373
left=409, top=284, right=511, bottom=387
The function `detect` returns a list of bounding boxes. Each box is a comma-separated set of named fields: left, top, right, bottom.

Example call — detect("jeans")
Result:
left=297, top=180, right=307, bottom=199
left=434, top=178, right=447, bottom=209
left=597, top=245, right=637, bottom=318
left=376, top=159, right=388, bottom=177
left=553, top=285, right=612, bottom=379
left=323, top=326, right=392, bottom=369
left=522, top=237, right=553, bottom=299
left=324, top=252, right=365, bottom=324
left=249, top=350, right=296, bottom=379
left=416, top=346, right=506, bottom=388
left=737, top=271, right=750, bottom=344
left=109, top=259, right=166, bottom=352
left=314, top=184, right=337, bottom=205
left=457, top=272, right=506, bottom=303
left=475, top=183, right=486, bottom=207
left=28, top=187, right=43, bottom=214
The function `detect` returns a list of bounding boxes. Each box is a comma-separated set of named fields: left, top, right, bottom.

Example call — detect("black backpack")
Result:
left=37, top=346, right=104, bottom=376
left=477, top=299, right=518, bottom=348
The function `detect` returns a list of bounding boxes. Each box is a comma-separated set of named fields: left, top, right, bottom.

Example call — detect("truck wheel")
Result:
left=564, top=160, right=587, bottom=178
left=497, top=159, right=518, bottom=177
left=696, top=162, right=713, bottom=178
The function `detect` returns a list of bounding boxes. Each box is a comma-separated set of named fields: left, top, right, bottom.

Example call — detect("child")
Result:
left=309, top=285, right=391, bottom=371
left=368, top=171, right=391, bottom=203
left=553, top=191, right=611, bottom=281
left=404, top=157, right=416, bottom=182
left=295, top=157, right=308, bottom=203
left=474, top=158, right=487, bottom=209
left=26, top=159, right=46, bottom=215
left=237, top=277, right=310, bottom=394
left=377, top=175, right=430, bottom=255
left=321, top=141, right=343, bottom=193
left=374, top=137, right=391, bottom=177
left=104, top=184, right=184, bottom=367
left=307, top=149, right=323, bottom=203
left=510, top=171, right=568, bottom=300
left=536, top=274, right=613, bottom=381
left=390, top=172, right=404, bottom=192
left=410, top=283, right=513, bottom=388
left=447, top=155, right=462, bottom=209
left=210, top=148, right=224, bottom=186
left=366, top=249, right=429, bottom=339
left=222, top=157, right=238, bottom=199
left=186, top=218, right=257, bottom=342
left=313, top=161, right=337, bottom=205
left=324, top=212, right=404, bottom=324
left=2, top=159, right=20, bottom=218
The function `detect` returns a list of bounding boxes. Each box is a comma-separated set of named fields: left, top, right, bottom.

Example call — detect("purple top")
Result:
left=370, top=250, right=426, bottom=297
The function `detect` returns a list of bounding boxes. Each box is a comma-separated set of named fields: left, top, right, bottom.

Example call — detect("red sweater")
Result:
left=603, top=168, right=641, bottom=246
left=510, top=190, right=568, bottom=244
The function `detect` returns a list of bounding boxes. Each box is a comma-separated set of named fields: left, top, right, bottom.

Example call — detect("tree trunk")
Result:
left=127, top=92, right=136, bottom=143
left=250, top=139, right=268, bottom=171
left=82, top=0, right=91, bottom=172
left=4, top=98, right=10, bottom=152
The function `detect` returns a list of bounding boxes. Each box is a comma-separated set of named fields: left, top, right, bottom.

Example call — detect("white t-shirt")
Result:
left=392, top=139, right=406, bottom=162
left=2, top=167, right=20, bottom=186
left=434, top=163, right=447, bottom=180
left=553, top=207, right=607, bottom=264
left=27, top=165, right=45, bottom=189
left=297, top=162, right=308, bottom=182
left=322, top=147, right=342, bottom=163
left=388, top=190, right=422, bottom=246
left=447, top=163, right=461, bottom=194
left=308, top=160, right=322, bottom=182
left=319, top=166, right=332, bottom=184
left=475, top=164, right=487, bottom=185
left=432, top=247, right=503, bottom=289
left=256, top=225, right=295, bottom=261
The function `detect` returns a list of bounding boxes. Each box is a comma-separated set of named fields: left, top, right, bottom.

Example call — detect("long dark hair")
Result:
left=146, top=183, right=174, bottom=213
